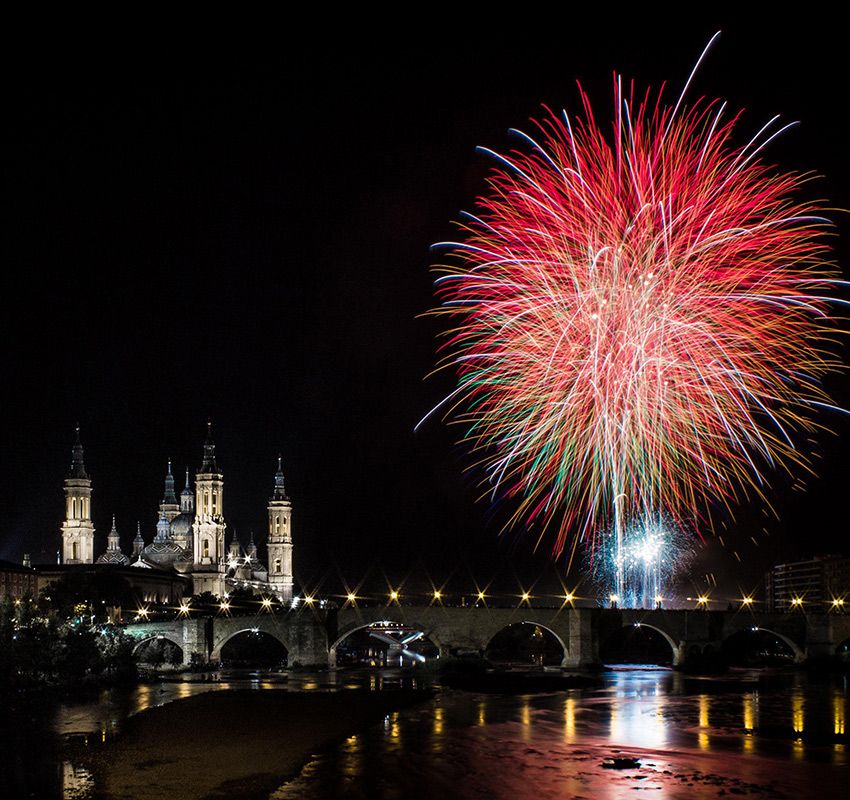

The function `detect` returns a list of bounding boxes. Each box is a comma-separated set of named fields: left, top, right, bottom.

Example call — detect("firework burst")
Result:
left=423, top=37, right=845, bottom=584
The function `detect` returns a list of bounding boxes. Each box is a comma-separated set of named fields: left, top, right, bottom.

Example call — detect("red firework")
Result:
left=425, top=44, right=844, bottom=560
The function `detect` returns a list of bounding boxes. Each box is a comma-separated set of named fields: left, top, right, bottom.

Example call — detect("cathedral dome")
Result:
left=170, top=512, right=194, bottom=541
left=96, top=549, right=130, bottom=566
left=141, top=540, right=185, bottom=569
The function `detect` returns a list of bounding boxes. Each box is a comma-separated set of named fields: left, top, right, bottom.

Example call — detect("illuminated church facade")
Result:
left=60, top=424, right=294, bottom=600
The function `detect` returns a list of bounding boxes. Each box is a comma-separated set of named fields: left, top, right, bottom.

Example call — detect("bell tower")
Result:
left=267, top=455, right=293, bottom=601
left=61, top=425, right=95, bottom=564
left=159, top=460, right=180, bottom=522
left=191, top=421, right=226, bottom=595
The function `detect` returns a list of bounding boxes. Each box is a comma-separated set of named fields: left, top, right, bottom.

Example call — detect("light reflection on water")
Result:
left=272, top=670, right=848, bottom=800
left=4, top=668, right=848, bottom=799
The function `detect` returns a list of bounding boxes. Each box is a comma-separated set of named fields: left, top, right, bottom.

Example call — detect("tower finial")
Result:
left=161, top=459, right=178, bottom=506
left=200, top=420, right=219, bottom=472
left=272, top=455, right=288, bottom=500
left=69, top=424, right=89, bottom=479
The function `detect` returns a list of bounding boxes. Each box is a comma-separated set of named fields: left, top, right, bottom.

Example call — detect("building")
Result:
left=765, top=555, right=850, bottom=611
left=59, top=423, right=295, bottom=600
left=0, top=559, right=39, bottom=600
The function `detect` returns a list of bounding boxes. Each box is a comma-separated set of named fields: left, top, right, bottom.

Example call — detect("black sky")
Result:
left=3, top=16, right=848, bottom=603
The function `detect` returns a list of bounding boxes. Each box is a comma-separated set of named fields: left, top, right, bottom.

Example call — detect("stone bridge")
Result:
left=123, top=605, right=850, bottom=668
left=124, top=611, right=328, bottom=667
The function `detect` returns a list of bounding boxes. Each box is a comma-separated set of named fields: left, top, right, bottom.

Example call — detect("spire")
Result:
left=68, top=424, right=89, bottom=479
left=108, top=514, right=120, bottom=549
left=132, top=521, right=144, bottom=557
left=272, top=454, right=288, bottom=500
left=247, top=530, right=258, bottom=559
left=161, top=459, right=178, bottom=505
left=180, top=466, right=194, bottom=513
left=200, top=419, right=220, bottom=473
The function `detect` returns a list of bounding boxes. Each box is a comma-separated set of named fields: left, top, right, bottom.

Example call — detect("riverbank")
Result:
left=83, top=688, right=432, bottom=800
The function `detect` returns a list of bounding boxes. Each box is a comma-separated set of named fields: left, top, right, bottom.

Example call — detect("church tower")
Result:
left=191, top=422, right=226, bottom=595
left=267, top=456, right=293, bottom=601
left=159, top=461, right=180, bottom=522
left=61, top=426, right=95, bottom=564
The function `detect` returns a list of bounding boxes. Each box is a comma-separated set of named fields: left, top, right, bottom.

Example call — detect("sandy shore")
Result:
left=85, top=689, right=431, bottom=800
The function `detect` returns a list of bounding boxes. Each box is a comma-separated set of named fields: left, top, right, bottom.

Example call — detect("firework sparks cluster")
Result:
left=426, top=46, right=844, bottom=576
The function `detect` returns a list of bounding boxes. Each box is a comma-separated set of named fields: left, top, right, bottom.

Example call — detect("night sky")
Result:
left=3, top=17, right=848, bottom=603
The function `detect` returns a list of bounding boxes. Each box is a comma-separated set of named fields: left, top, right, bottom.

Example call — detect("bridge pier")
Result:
left=563, top=608, right=596, bottom=668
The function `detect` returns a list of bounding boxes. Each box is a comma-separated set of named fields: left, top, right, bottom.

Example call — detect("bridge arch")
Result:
left=131, top=634, right=183, bottom=654
left=600, top=622, right=680, bottom=666
left=329, top=619, right=443, bottom=667
left=484, top=621, right=569, bottom=667
left=132, top=635, right=185, bottom=665
left=722, top=627, right=804, bottom=665
left=219, top=629, right=289, bottom=667
left=213, top=626, right=290, bottom=662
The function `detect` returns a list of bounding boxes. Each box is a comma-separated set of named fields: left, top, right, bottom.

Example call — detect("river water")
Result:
left=3, top=668, right=847, bottom=799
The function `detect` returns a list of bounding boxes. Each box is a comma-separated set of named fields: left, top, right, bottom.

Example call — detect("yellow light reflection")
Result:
left=698, top=694, right=710, bottom=751
left=135, top=684, right=153, bottom=713
left=834, top=691, right=846, bottom=736
left=342, top=734, right=360, bottom=780
left=564, top=696, right=576, bottom=742
left=742, top=693, right=756, bottom=754
left=792, top=692, right=804, bottom=735
left=389, top=711, right=400, bottom=742
left=433, top=707, right=444, bottom=737
left=792, top=692, right=805, bottom=760
left=477, top=700, right=486, bottom=727
left=520, top=698, right=531, bottom=742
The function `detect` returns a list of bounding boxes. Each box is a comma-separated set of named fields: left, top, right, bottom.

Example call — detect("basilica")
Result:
left=59, top=424, right=294, bottom=600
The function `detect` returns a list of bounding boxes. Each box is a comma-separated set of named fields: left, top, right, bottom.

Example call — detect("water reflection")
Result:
left=608, top=671, right=667, bottom=748
left=563, top=695, right=576, bottom=742
left=271, top=670, right=847, bottom=800
left=7, top=668, right=849, bottom=800
left=698, top=694, right=709, bottom=750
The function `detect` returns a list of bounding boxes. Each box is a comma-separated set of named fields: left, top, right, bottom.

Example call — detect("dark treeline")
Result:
left=0, top=582, right=138, bottom=693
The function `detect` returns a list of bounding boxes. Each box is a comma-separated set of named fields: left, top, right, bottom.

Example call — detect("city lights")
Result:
left=389, top=590, right=399, bottom=602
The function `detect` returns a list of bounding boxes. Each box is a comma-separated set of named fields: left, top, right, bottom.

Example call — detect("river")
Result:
left=2, top=668, right=847, bottom=799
